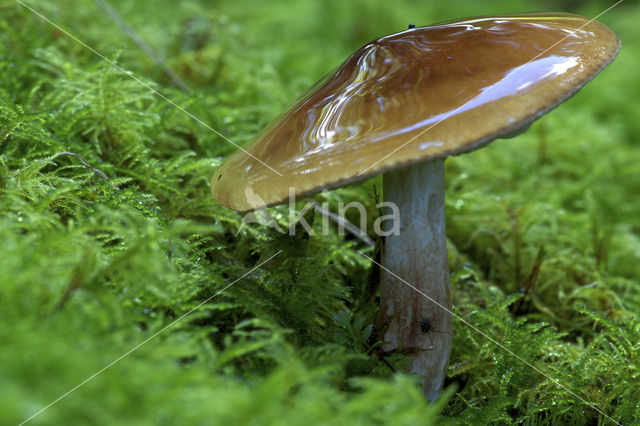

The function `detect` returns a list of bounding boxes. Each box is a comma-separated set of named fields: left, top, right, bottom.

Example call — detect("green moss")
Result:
left=1, top=0, right=639, bottom=424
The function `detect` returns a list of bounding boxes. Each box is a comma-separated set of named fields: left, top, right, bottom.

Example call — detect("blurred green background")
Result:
left=1, top=0, right=639, bottom=425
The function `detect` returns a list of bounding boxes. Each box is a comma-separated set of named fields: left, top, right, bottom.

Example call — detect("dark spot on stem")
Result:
left=418, top=317, right=431, bottom=333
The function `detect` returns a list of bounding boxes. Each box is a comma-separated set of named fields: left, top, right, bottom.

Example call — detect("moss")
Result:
left=1, top=0, right=639, bottom=424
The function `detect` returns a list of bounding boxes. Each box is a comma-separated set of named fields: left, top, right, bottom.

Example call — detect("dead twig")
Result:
left=512, top=245, right=546, bottom=315
left=310, top=201, right=374, bottom=247
left=54, top=151, right=109, bottom=180
left=94, top=0, right=190, bottom=93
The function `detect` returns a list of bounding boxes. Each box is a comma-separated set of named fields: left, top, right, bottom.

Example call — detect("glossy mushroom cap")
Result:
left=212, top=13, right=619, bottom=211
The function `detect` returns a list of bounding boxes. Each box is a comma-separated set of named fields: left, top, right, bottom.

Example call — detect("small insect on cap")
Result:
left=212, top=14, right=620, bottom=211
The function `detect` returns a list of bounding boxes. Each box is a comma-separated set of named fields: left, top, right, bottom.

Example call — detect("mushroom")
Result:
left=211, top=14, right=619, bottom=399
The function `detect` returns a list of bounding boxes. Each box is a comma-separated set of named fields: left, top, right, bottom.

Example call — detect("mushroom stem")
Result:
left=378, top=158, right=452, bottom=400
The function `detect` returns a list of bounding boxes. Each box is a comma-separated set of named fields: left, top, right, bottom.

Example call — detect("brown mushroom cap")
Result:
left=212, top=13, right=619, bottom=211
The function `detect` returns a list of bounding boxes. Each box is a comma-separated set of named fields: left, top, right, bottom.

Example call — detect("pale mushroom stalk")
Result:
left=379, top=158, right=451, bottom=400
